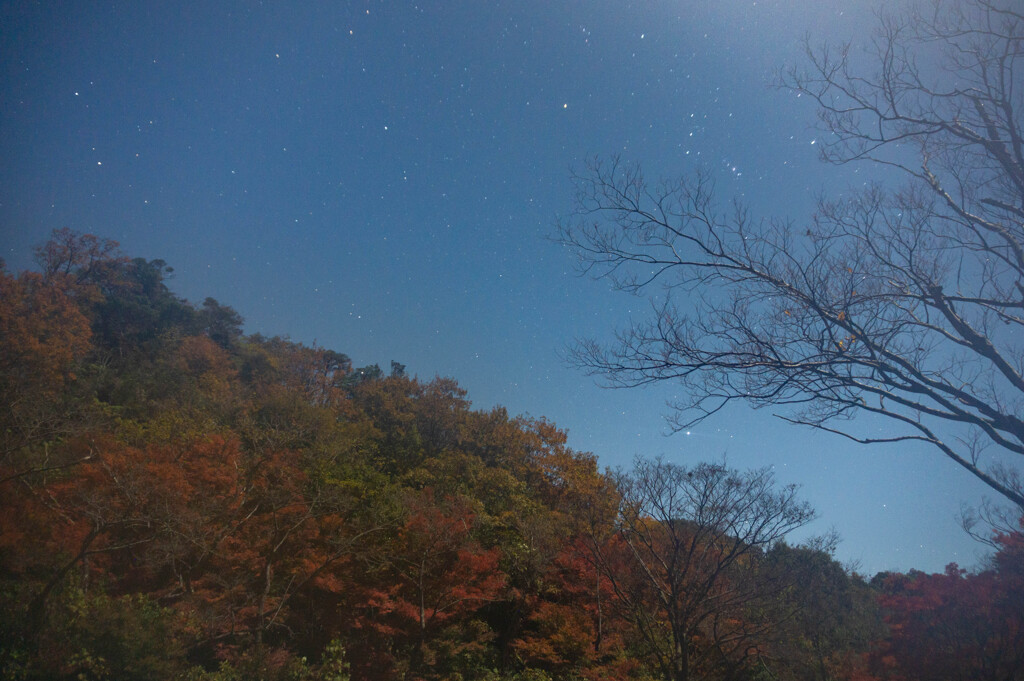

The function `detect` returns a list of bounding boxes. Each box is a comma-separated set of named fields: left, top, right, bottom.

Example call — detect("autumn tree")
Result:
left=1, top=435, right=178, bottom=657
left=557, top=0, right=1024, bottom=510
left=586, top=458, right=815, bottom=681
left=33, top=230, right=194, bottom=356
left=33, top=227, right=124, bottom=284
left=360, top=490, right=506, bottom=680
left=870, top=527, right=1024, bottom=681
left=510, top=538, right=637, bottom=680
left=8, top=228, right=895, bottom=679
left=0, top=267, right=93, bottom=466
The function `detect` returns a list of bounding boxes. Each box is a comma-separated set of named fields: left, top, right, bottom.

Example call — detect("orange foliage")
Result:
left=0, top=269, right=92, bottom=401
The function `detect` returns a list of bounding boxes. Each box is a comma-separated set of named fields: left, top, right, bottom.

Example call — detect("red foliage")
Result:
left=350, top=490, right=506, bottom=677
left=0, top=269, right=92, bottom=405
left=369, top=491, right=505, bottom=634
left=513, top=540, right=626, bottom=675
left=871, top=530, right=1024, bottom=681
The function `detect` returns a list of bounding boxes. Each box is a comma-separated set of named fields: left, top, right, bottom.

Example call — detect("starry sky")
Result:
left=0, top=0, right=997, bottom=575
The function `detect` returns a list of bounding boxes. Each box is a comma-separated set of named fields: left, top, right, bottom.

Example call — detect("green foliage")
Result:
left=759, top=542, right=883, bottom=680
left=0, top=587, right=188, bottom=681
left=182, top=641, right=350, bottom=681
left=59, top=591, right=187, bottom=681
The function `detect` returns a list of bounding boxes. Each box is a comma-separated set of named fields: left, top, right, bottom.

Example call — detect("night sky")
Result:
left=0, top=0, right=993, bottom=575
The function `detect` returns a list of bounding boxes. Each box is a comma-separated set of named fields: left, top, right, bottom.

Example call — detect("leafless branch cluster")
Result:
left=557, top=0, right=1024, bottom=510
left=589, top=459, right=815, bottom=681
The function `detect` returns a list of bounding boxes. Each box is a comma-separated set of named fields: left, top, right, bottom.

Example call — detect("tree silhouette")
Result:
left=585, top=459, right=815, bottom=681
left=558, top=0, right=1024, bottom=510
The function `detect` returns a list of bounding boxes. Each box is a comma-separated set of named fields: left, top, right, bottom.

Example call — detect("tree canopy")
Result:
left=1, top=221, right=1021, bottom=679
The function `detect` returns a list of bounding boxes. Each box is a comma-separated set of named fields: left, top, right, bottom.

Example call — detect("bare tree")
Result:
left=557, top=0, right=1024, bottom=510
left=587, top=459, right=815, bottom=681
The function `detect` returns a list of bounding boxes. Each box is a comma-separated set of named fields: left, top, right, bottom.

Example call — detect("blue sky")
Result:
left=1, top=0, right=997, bottom=575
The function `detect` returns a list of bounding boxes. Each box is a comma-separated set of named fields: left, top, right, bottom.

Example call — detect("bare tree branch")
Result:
left=558, top=0, right=1024, bottom=512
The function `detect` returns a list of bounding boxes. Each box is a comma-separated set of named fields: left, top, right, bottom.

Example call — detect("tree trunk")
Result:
left=671, top=634, right=689, bottom=681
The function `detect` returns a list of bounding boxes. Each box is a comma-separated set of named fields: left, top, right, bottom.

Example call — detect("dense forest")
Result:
left=1, top=229, right=1022, bottom=680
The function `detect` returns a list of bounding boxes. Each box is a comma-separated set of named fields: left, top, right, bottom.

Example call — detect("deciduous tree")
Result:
left=871, top=527, right=1024, bottom=681
left=761, top=541, right=882, bottom=681
left=362, top=490, right=506, bottom=679
left=586, top=458, right=815, bottom=681
left=0, top=268, right=93, bottom=465
left=558, top=0, right=1024, bottom=510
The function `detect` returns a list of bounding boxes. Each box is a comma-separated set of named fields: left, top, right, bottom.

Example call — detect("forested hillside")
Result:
left=2, top=230, right=1022, bottom=680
